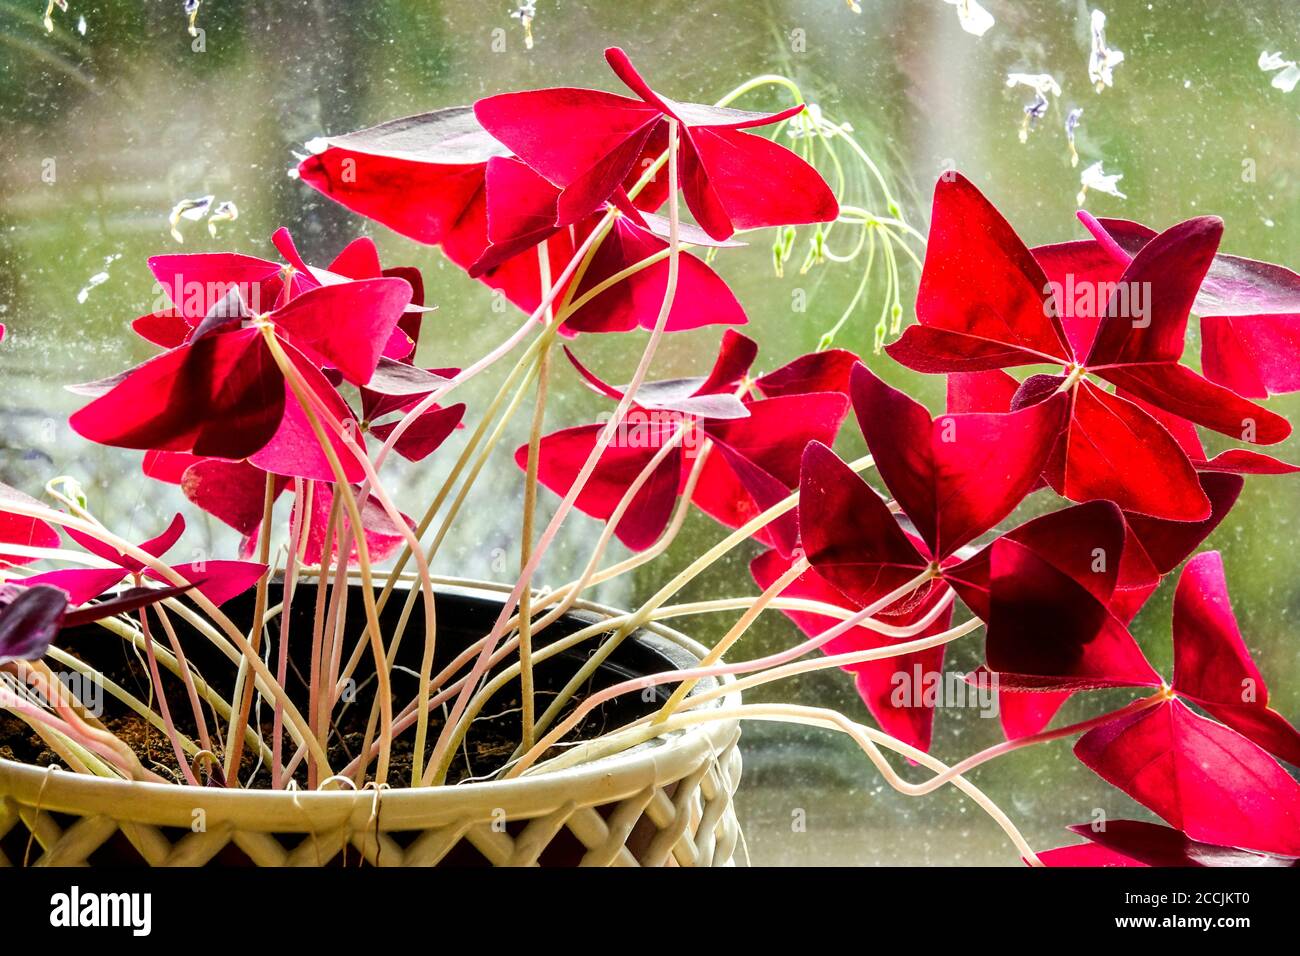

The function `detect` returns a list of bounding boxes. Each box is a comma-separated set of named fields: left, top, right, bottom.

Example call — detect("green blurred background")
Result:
left=1, top=0, right=1297, bottom=863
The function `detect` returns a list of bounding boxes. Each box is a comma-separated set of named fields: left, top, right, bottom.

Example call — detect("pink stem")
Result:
left=511, top=568, right=941, bottom=776
left=902, top=691, right=1167, bottom=795
left=1076, top=209, right=1133, bottom=264
left=136, top=602, right=200, bottom=785
left=151, top=606, right=213, bottom=755
left=271, top=478, right=308, bottom=788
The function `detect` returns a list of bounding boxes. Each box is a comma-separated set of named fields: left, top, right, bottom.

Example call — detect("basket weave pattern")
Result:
left=0, top=725, right=742, bottom=867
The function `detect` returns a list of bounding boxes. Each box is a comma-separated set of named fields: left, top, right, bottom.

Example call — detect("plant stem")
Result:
left=134, top=605, right=200, bottom=785
left=517, top=248, right=556, bottom=753
left=307, top=483, right=334, bottom=788
left=374, top=333, right=543, bottom=615
left=528, top=702, right=1043, bottom=865
left=366, top=207, right=618, bottom=476
left=350, top=438, right=708, bottom=763
left=511, top=568, right=938, bottom=776
left=260, top=329, right=395, bottom=785
left=271, top=478, right=310, bottom=788
left=325, top=351, right=542, bottom=761
left=424, top=120, right=685, bottom=787
left=4, top=501, right=330, bottom=771
left=898, top=692, right=1168, bottom=797
left=527, top=454, right=875, bottom=741
left=222, top=471, right=277, bottom=784
left=332, top=572, right=952, bottom=781
left=418, top=421, right=693, bottom=780
left=151, top=603, right=212, bottom=754
left=656, top=556, right=809, bottom=717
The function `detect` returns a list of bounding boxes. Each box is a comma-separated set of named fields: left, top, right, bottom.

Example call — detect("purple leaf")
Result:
left=0, top=584, right=70, bottom=664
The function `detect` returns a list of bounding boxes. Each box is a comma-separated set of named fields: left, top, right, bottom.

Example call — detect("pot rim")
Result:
left=0, top=576, right=740, bottom=827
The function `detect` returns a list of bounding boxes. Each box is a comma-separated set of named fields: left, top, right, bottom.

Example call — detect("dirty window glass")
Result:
left=1, top=0, right=1296, bottom=864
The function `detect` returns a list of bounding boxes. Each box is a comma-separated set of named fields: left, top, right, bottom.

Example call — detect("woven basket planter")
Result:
left=0, top=578, right=742, bottom=867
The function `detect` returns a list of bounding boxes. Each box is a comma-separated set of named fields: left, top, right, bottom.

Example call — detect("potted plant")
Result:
left=1, top=46, right=1297, bottom=868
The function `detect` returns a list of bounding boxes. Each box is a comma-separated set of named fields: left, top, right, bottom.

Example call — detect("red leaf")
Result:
left=944, top=370, right=1020, bottom=414
left=0, top=584, right=69, bottom=664
left=1114, top=388, right=1297, bottom=474
left=1047, top=381, right=1210, bottom=521
left=887, top=174, right=1069, bottom=373
left=1100, top=361, right=1290, bottom=444
left=22, top=567, right=129, bottom=605
left=798, top=442, right=931, bottom=610
left=468, top=156, right=566, bottom=275
left=948, top=501, right=1127, bottom=738
left=523, top=421, right=683, bottom=551
left=181, top=459, right=287, bottom=537
left=1201, top=314, right=1300, bottom=398
left=705, top=392, right=848, bottom=489
left=1043, top=821, right=1297, bottom=867
left=563, top=344, right=749, bottom=419
left=887, top=325, right=1052, bottom=374
left=64, top=513, right=186, bottom=574
left=271, top=277, right=413, bottom=386
left=680, top=124, right=837, bottom=240
left=755, top=348, right=857, bottom=398
left=474, top=49, right=834, bottom=242
left=147, top=252, right=283, bottom=319
left=985, top=537, right=1161, bottom=692
left=1030, top=238, right=1128, bottom=358
left=327, top=236, right=383, bottom=280
left=0, top=484, right=61, bottom=568
left=1201, top=449, right=1300, bottom=475
left=1112, top=472, right=1243, bottom=623
left=560, top=215, right=747, bottom=335
left=61, top=583, right=196, bottom=628
left=947, top=499, right=1126, bottom=622
left=1085, top=216, right=1222, bottom=367
left=474, top=87, right=660, bottom=228
left=370, top=403, right=465, bottom=462
left=1080, top=820, right=1297, bottom=867
left=1121, top=472, right=1243, bottom=576
left=1036, top=841, right=1147, bottom=867
left=885, top=182, right=1293, bottom=525
left=697, top=443, right=801, bottom=557
left=132, top=310, right=191, bottom=349
left=296, top=106, right=506, bottom=245
left=360, top=360, right=456, bottom=421
left=1089, top=214, right=1300, bottom=397
left=246, top=342, right=366, bottom=483
left=300, top=483, right=411, bottom=566
left=440, top=184, right=576, bottom=315
left=69, top=328, right=286, bottom=461
left=852, top=363, right=1065, bottom=557
left=142, top=450, right=205, bottom=485
left=164, top=560, right=268, bottom=606
left=1075, top=698, right=1300, bottom=857
left=695, top=328, right=759, bottom=395
left=996, top=685, right=1074, bottom=741
left=1172, top=552, right=1300, bottom=766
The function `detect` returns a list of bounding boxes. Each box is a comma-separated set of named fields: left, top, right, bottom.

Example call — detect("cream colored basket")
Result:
left=0, top=580, right=743, bottom=867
